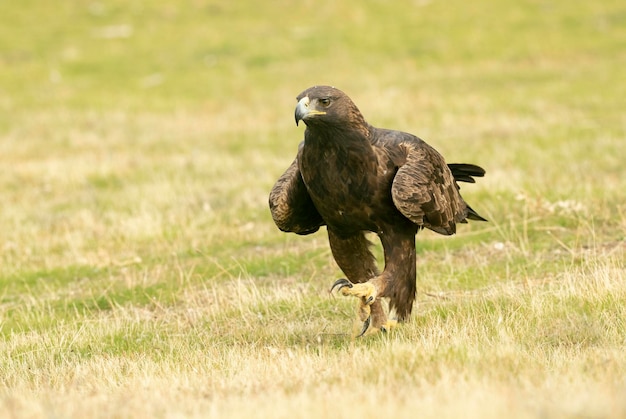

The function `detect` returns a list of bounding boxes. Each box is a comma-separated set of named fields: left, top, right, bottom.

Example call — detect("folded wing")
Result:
left=391, top=140, right=479, bottom=235
left=269, top=151, right=325, bottom=235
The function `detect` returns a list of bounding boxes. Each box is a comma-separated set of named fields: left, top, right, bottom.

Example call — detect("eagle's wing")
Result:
left=269, top=149, right=325, bottom=235
left=390, top=139, right=469, bottom=235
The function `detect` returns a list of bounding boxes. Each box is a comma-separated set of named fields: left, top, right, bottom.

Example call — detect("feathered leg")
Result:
left=327, top=229, right=393, bottom=335
left=329, top=226, right=418, bottom=335
left=378, top=228, right=417, bottom=323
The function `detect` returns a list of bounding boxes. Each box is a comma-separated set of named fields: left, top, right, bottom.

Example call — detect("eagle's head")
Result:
left=294, top=86, right=366, bottom=131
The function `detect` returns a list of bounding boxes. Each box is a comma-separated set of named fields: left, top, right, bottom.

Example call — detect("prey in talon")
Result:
left=269, top=85, right=487, bottom=336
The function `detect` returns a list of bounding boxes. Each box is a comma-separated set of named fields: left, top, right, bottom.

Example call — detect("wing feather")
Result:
left=269, top=150, right=325, bottom=235
left=391, top=140, right=469, bottom=235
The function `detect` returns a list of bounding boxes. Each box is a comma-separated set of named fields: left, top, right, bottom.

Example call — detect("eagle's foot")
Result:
left=330, top=278, right=377, bottom=304
left=380, top=319, right=398, bottom=333
left=360, top=313, right=398, bottom=336
left=331, top=278, right=379, bottom=337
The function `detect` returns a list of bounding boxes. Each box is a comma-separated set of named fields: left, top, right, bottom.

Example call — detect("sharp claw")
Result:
left=364, top=295, right=374, bottom=305
left=357, top=316, right=371, bottom=337
left=330, top=278, right=353, bottom=293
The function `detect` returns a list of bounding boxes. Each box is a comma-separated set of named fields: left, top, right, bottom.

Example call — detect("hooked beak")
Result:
left=295, top=96, right=326, bottom=126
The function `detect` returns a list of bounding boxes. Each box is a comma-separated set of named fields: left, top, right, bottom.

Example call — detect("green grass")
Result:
left=1, top=0, right=625, bottom=417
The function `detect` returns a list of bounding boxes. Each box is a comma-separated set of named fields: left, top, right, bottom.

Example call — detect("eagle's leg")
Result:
left=327, top=230, right=390, bottom=335
left=330, top=225, right=418, bottom=334
left=377, top=227, right=417, bottom=324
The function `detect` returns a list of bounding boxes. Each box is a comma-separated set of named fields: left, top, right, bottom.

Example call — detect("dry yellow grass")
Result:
left=2, top=247, right=624, bottom=418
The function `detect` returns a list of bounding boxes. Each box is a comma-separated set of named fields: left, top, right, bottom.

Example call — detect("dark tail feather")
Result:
left=448, top=163, right=488, bottom=222
left=466, top=204, right=488, bottom=222
left=448, top=163, right=485, bottom=183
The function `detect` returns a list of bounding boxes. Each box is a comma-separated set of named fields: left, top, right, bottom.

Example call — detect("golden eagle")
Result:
left=269, top=86, right=486, bottom=335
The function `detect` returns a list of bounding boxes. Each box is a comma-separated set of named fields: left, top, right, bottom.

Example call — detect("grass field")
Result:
left=1, top=0, right=625, bottom=417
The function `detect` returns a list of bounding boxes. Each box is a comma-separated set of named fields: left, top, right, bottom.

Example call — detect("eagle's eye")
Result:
left=319, top=98, right=331, bottom=107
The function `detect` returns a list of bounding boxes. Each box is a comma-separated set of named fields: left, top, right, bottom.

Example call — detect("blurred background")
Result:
left=2, top=1, right=622, bottom=115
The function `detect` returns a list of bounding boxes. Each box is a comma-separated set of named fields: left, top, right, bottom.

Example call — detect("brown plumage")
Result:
left=269, top=85, right=486, bottom=335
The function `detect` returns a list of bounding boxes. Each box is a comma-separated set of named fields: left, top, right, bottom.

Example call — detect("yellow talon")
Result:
left=380, top=319, right=398, bottom=333
left=332, top=280, right=377, bottom=303
left=361, top=319, right=398, bottom=336
left=330, top=278, right=386, bottom=337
